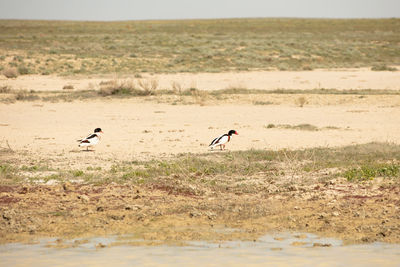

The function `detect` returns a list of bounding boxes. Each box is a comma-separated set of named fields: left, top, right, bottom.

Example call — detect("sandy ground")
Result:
left=1, top=95, right=400, bottom=169
left=1, top=68, right=400, bottom=92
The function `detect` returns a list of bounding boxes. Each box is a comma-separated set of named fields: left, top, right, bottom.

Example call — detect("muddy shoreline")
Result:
left=1, top=175, right=399, bottom=245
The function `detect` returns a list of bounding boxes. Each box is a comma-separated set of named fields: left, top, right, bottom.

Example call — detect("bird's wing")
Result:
left=209, top=134, right=227, bottom=146
left=85, top=134, right=98, bottom=140
left=209, top=136, right=219, bottom=146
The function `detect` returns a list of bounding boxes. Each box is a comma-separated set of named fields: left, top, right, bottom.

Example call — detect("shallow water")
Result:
left=1, top=233, right=399, bottom=267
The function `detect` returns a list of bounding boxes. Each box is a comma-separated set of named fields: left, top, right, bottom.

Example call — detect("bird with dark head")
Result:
left=209, top=129, right=238, bottom=150
left=77, top=128, right=103, bottom=151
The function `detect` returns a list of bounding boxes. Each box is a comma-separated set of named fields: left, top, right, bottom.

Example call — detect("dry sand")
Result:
left=1, top=96, right=400, bottom=168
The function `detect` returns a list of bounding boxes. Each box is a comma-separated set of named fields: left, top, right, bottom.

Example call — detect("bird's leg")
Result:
left=86, top=147, right=89, bottom=151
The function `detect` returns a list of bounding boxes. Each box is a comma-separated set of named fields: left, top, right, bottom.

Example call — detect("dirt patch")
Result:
left=0, top=177, right=399, bottom=245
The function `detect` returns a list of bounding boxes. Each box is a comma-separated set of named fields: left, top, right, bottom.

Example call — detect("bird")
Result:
left=209, top=130, right=238, bottom=150
left=77, top=128, right=103, bottom=151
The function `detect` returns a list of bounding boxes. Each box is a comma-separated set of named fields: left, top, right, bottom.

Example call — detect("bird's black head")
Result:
left=228, top=130, right=238, bottom=136
left=94, top=128, right=103, bottom=133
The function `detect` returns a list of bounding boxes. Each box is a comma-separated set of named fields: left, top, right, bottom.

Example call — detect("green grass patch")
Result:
left=2, top=143, right=400, bottom=187
left=344, top=163, right=400, bottom=181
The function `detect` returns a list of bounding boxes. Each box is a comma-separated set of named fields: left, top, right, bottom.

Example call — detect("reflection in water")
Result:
left=1, top=233, right=399, bottom=267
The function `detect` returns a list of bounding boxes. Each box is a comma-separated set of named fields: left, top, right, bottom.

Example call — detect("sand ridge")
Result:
left=1, top=68, right=400, bottom=92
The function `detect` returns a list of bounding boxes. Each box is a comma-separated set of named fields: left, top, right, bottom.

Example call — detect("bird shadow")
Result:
left=209, top=149, right=230, bottom=152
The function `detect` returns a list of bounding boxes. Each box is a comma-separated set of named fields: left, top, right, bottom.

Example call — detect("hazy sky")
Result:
left=0, top=0, right=399, bottom=21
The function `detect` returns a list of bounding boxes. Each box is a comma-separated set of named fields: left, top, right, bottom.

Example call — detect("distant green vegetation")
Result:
left=0, top=18, right=399, bottom=75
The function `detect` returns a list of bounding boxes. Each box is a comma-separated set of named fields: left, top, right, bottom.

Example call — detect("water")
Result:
left=1, top=233, right=399, bottom=267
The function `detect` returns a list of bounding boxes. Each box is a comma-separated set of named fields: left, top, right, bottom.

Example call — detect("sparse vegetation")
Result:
left=2, top=143, right=399, bottom=186
left=264, top=123, right=340, bottom=131
left=371, top=64, right=397, bottom=71
left=62, top=85, right=74, bottom=90
left=2, top=86, right=400, bottom=104
left=344, top=163, right=400, bottom=181
left=98, top=79, right=157, bottom=96
left=253, top=100, right=273, bottom=105
left=0, top=18, right=399, bottom=75
left=0, top=86, right=11, bottom=93
left=1, top=143, right=399, bottom=245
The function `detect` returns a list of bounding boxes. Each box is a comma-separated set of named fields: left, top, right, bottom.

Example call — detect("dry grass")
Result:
left=2, top=142, right=399, bottom=187
left=0, top=86, right=12, bottom=93
left=3, top=67, right=18, bottom=78
left=1, top=86, right=400, bottom=104
left=295, top=96, right=308, bottom=107
left=265, top=123, right=341, bottom=131
left=62, top=85, right=74, bottom=90
left=98, top=78, right=157, bottom=96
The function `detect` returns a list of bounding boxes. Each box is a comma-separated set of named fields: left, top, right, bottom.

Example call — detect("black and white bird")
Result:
left=209, top=130, right=238, bottom=150
left=77, top=128, right=103, bottom=151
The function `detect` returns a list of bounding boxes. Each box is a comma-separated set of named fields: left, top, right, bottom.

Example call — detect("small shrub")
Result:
left=3, top=68, right=18, bottom=78
left=0, top=86, right=11, bottom=93
left=14, top=91, right=40, bottom=101
left=189, top=88, right=209, bottom=106
left=296, top=96, right=308, bottom=107
left=137, top=78, right=158, bottom=95
left=371, top=64, right=397, bottom=71
left=99, top=79, right=138, bottom=96
left=302, top=65, right=313, bottom=71
left=292, top=124, right=318, bottom=131
left=171, top=81, right=183, bottom=95
left=72, top=170, right=84, bottom=177
left=17, top=66, right=30, bottom=75
left=63, top=85, right=74, bottom=90
left=253, top=101, right=273, bottom=105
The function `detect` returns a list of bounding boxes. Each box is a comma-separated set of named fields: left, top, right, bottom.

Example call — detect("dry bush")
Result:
left=295, top=96, right=308, bottom=107
left=99, top=79, right=129, bottom=96
left=171, top=81, right=183, bottom=95
left=14, top=90, right=39, bottom=101
left=3, top=68, right=18, bottom=78
left=62, top=85, right=74, bottom=90
left=190, top=88, right=209, bottom=106
left=98, top=79, right=157, bottom=96
left=0, top=86, right=12, bottom=93
left=137, top=78, right=158, bottom=95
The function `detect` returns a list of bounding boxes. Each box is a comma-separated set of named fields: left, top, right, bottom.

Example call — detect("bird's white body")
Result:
left=78, top=128, right=103, bottom=150
left=78, top=134, right=100, bottom=147
left=209, top=134, right=230, bottom=149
